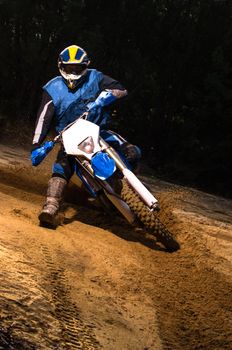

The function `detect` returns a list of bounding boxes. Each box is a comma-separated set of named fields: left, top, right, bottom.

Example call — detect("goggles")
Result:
left=62, top=64, right=87, bottom=75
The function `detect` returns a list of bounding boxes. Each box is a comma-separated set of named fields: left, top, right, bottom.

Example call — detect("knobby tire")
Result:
left=120, top=179, right=180, bottom=252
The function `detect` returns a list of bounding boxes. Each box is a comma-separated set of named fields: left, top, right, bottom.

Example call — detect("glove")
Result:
left=86, top=90, right=117, bottom=112
left=31, top=141, right=54, bottom=166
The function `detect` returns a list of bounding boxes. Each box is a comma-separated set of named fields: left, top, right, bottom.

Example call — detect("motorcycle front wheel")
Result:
left=120, top=179, right=180, bottom=252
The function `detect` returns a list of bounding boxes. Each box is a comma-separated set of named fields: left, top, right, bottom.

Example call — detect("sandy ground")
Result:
left=0, top=143, right=232, bottom=350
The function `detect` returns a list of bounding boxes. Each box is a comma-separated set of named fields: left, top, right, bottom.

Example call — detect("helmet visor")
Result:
left=62, top=64, right=87, bottom=75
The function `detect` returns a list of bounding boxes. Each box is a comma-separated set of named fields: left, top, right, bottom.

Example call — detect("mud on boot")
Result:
left=39, top=177, right=67, bottom=228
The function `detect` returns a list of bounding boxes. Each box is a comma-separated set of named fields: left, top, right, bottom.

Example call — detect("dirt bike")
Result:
left=39, top=116, right=180, bottom=252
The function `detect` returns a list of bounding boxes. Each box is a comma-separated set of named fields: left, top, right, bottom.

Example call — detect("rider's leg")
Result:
left=119, top=142, right=142, bottom=172
left=38, top=176, right=67, bottom=226
left=100, top=130, right=142, bottom=172
left=39, top=147, right=75, bottom=227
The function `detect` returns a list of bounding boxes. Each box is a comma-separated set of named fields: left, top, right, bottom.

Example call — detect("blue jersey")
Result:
left=32, top=70, right=125, bottom=147
left=44, top=69, right=110, bottom=132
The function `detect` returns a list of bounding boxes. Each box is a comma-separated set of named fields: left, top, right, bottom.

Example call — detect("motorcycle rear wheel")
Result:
left=120, top=179, right=180, bottom=252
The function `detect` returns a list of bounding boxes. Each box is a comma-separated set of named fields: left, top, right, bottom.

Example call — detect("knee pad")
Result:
left=120, top=142, right=142, bottom=163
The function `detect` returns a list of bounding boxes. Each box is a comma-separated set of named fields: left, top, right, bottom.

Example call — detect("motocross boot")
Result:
left=39, top=177, right=67, bottom=228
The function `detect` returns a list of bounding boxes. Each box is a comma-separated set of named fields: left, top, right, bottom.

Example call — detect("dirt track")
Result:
left=0, top=144, right=232, bottom=350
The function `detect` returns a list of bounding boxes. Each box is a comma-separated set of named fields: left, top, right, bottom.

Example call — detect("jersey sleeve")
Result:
left=99, top=74, right=126, bottom=91
left=32, top=91, right=55, bottom=149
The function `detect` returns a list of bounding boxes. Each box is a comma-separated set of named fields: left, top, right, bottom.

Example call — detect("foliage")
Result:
left=0, top=0, right=231, bottom=196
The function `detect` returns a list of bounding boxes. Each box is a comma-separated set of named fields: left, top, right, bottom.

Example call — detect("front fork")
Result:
left=99, top=138, right=159, bottom=211
left=75, top=155, right=136, bottom=224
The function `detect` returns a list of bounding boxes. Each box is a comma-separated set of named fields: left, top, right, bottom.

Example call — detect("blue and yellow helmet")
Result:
left=58, top=45, right=90, bottom=89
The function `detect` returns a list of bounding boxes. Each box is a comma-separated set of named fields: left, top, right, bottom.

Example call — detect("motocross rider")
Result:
left=31, top=45, right=141, bottom=227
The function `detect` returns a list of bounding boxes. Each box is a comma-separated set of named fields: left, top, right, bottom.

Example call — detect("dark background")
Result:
left=0, top=0, right=231, bottom=197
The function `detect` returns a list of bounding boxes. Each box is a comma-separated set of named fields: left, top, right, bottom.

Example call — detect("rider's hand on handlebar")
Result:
left=86, top=90, right=117, bottom=112
left=31, top=141, right=54, bottom=166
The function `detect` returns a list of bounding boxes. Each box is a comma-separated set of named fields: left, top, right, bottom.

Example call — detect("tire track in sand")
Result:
left=40, top=245, right=101, bottom=350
